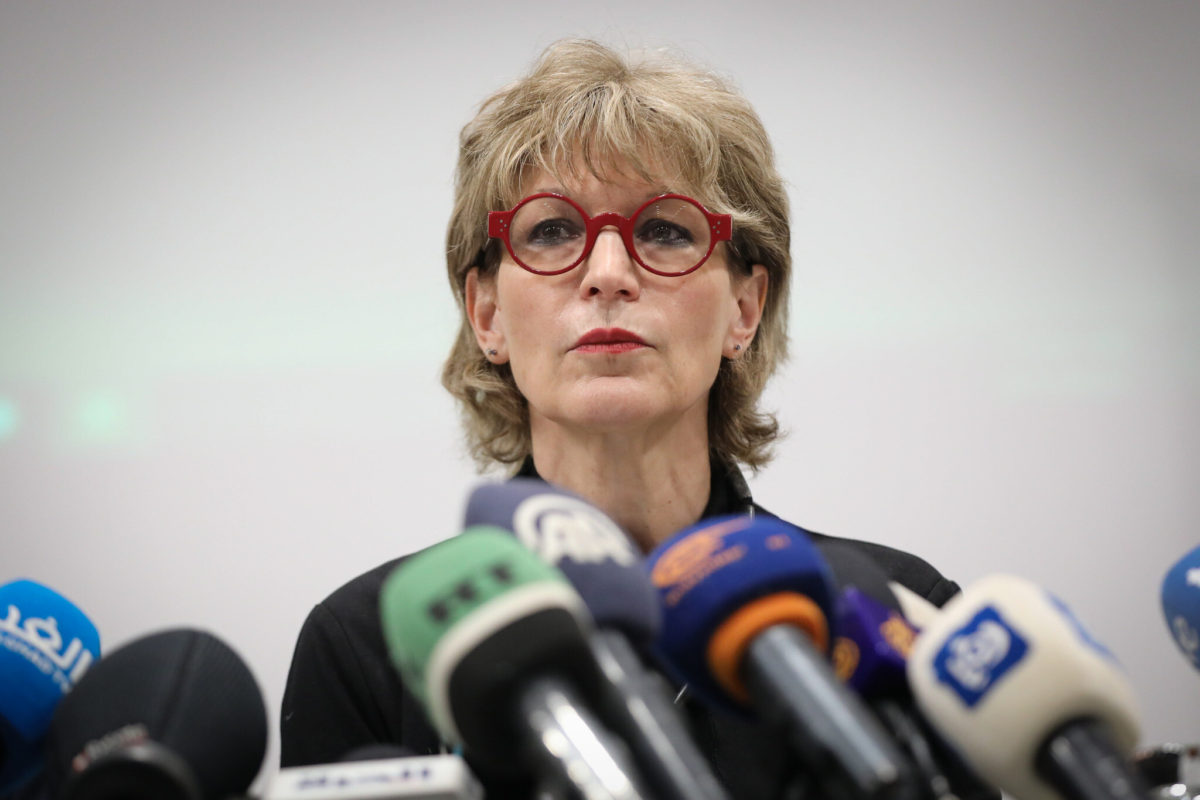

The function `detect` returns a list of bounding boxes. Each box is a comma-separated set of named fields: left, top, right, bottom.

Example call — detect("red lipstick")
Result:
left=572, top=328, right=648, bottom=354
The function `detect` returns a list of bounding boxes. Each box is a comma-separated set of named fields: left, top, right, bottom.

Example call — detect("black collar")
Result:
left=514, top=453, right=755, bottom=522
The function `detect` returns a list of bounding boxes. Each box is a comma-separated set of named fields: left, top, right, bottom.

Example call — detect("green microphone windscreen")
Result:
left=379, top=527, right=587, bottom=747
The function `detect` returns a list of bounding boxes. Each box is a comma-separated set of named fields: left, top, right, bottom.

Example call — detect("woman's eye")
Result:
left=527, top=218, right=581, bottom=246
left=638, top=220, right=694, bottom=246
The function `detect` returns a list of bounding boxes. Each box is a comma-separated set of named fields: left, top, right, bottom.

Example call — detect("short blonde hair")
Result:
left=442, top=38, right=790, bottom=471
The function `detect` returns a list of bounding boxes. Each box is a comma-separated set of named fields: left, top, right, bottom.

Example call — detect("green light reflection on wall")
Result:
left=70, top=391, right=129, bottom=446
left=0, top=397, right=17, bottom=442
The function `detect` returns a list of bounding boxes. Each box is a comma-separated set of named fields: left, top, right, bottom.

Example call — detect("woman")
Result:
left=281, top=39, right=962, bottom=798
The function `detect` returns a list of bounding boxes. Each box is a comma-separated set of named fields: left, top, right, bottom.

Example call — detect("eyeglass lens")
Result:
left=508, top=196, right=713, bottom=275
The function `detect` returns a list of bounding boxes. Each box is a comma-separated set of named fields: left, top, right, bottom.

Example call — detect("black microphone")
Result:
left=464, top=478, right=731, bottom=800
left=44, top=628, right=267, bottom=800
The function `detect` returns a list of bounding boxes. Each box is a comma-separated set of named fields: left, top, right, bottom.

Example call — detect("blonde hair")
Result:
left=442, top=38, right=791, bottom=471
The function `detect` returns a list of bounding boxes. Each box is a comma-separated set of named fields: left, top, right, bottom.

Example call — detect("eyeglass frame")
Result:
left=486, top=192, right=733, bottom=277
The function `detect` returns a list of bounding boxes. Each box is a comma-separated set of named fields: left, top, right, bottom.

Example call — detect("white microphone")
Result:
left=907, top=574, right=1146, bottom=800
left=265, top=755, right=483, bottom=800
left=886, top=581, right=939, bottom=631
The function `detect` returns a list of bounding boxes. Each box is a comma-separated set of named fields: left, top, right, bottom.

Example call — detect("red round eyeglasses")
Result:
left=487, top=193, right=732, bottom=277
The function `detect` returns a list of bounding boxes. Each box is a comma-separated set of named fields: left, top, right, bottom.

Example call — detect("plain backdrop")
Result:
left=3, top=1, right=1197, bottom=789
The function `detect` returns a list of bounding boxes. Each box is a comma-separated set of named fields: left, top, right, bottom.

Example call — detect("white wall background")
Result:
left=3, top=0, right=1197, bottom=788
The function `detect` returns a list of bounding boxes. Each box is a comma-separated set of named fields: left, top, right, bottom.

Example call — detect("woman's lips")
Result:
left=572, top=327, right=649, bottom=354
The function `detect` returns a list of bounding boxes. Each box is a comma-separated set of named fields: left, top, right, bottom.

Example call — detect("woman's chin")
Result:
left=540, top=383, right=703, bottom=433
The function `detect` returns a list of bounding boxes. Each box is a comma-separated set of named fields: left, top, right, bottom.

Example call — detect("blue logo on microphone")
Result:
left=933, top=606, right=1028, bottom=708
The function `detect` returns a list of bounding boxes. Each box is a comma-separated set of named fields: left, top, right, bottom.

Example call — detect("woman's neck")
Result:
left=527, top=417, right=711, bottom=553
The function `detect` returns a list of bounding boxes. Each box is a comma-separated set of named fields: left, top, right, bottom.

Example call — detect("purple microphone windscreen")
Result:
left=46, top=628, right=267, bottom=800
left=1162, top=544, right=1200, bottom=672
left=809, top=539, right=915, bottom=696
left=0, top=579, right=100, bottom=794
left=834, top=588, right=916, bottom=698
left=463, top=479, right=660, bottom=643
left=645, top=515, right=836, bottom=710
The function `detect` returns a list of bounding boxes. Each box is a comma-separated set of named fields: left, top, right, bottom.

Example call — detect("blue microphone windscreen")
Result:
left=0, top=579, right=100, bottom=793
left=464, top=479, right=660, bottom=643
left=1162, top=544, right=1200, bottom=671
left=645, top=515, right=836, bottom=709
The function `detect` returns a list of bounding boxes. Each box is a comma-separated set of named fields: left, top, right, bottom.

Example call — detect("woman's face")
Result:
left=466, top=166, right=767, bottom=437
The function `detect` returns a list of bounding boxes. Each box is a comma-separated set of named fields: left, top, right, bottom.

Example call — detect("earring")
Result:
left=733, top=344, right=741, bottom=351
left=487, top=349, right=498, bottom=357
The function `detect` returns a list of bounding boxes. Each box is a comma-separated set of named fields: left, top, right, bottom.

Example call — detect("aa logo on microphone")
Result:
left=513, top=494, right=637, bottom=566
left=933, top=606, right=1028, bottom=708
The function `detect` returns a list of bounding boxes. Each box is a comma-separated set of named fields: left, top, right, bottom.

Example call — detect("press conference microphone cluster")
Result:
left=378, top=480, right=1162, bottom=800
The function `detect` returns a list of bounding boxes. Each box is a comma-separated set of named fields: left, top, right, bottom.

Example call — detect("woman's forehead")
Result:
left=514, top=153, right=703, bottom=209
left=522, top=167, right=665, bottom=208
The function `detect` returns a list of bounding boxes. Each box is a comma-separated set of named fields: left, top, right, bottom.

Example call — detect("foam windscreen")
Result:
left=380, top=528, right=596, bottom=770
left=464, top=479, right=660, bottom=642
left=0, top=579, right=100, bottom=794
left=645, top=514, right=836, bottom=709
left=46, top=628, right=267, bottom=800
left=908, top=575, right=1141, bottom=800
left=1162, top=543, right=1200, bottom=672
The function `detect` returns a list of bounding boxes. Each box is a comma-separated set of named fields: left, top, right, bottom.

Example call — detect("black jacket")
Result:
left=281, top=460, right=964, bottom=798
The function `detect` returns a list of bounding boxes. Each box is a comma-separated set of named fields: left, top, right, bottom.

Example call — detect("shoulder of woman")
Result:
left=755, top=504, right=960, bottom=608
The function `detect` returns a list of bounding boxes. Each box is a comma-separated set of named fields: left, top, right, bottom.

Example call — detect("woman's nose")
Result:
left=580, top=228, right=641, bottom=300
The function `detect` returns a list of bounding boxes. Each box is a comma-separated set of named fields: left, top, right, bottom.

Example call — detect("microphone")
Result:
left=463, top=479, right=731, bottom=800
left=379, top=528, right=651, bottom=800
left=1133, top=743, right=1200, bottom=797
left=44, top=628, right=268, bottom=800
left=646, top=514, right=918, bottom=800
left=815, top=540, right=996, bottom=800
left=1161, top=543, right=1200, bottom=671
left=907, top=574, right=1148, bottom=800
left=0, top=579, right=100, bottom=795
left=265, top=750, right=484, bottom=800
left=463, top=479, right=660, bottom=642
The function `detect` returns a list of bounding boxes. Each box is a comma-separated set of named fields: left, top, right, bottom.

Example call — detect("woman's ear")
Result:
left=724, top=264, right=768, bottom=358
left=465, top=268, right=508, bottom=363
